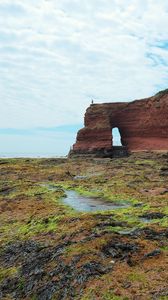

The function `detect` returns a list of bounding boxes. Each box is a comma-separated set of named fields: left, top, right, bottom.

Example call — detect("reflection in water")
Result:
left=42, top=184, right=130, bottom=212
left=62, top=190, right=129, bottom=212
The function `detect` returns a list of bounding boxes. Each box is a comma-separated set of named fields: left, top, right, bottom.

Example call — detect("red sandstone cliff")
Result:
left=71, top=90, right=168, bottom=155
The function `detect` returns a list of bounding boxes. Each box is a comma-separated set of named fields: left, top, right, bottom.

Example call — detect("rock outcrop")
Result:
left=70, top=89, right=168, bottom=157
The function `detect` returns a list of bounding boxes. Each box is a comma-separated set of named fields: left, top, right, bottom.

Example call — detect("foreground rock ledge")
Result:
left=69, top=89, right=168, bottom=158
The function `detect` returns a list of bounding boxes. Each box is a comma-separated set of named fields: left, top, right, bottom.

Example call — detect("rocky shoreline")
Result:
left=0, top=152, right=167, bottom=299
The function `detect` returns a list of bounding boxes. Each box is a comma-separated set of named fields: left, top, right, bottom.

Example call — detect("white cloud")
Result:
left=0, top=0, right=168, bottom=129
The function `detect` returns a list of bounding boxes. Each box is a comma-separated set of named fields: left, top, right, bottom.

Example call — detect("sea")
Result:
left=0, top=153, right=67, bottom=158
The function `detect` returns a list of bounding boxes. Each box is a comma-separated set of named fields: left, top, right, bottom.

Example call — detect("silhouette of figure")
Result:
left=91, top=99, right=94, bottom=104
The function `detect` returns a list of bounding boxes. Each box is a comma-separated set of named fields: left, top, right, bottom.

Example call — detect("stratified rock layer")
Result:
left=71, top=90, right=168, bottom=156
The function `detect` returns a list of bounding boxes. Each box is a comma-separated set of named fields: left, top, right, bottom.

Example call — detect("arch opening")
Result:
left=112, top=127, right=122, bottom=146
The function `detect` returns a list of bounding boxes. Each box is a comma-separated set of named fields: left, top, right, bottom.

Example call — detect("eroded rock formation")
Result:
left=70, top=89, right=168, bottom=157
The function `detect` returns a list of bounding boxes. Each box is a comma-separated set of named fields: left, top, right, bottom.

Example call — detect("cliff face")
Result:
left=71, top=90, right=168, bottom=156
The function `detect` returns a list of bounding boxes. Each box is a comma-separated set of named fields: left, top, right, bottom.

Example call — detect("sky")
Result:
left=0, top=0, right=168, bottom=156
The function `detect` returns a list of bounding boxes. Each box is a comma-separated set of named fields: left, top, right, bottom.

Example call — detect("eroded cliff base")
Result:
left=69, top=146, right=129, bottom=158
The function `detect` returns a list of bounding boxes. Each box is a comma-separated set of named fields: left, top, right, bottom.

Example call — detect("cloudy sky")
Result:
left=0, top=0, right=168, bottom=156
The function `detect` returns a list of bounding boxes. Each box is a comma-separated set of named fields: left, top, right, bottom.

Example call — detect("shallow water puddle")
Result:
left=63, top=190, right=130, bottom=212
left=62, top=190, right=130, bottom=212
left=139, top=212, right=166, bottom=223
left=42, top=184, right=130, bottom=212
left=139, top=217, right=153, bottom=223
